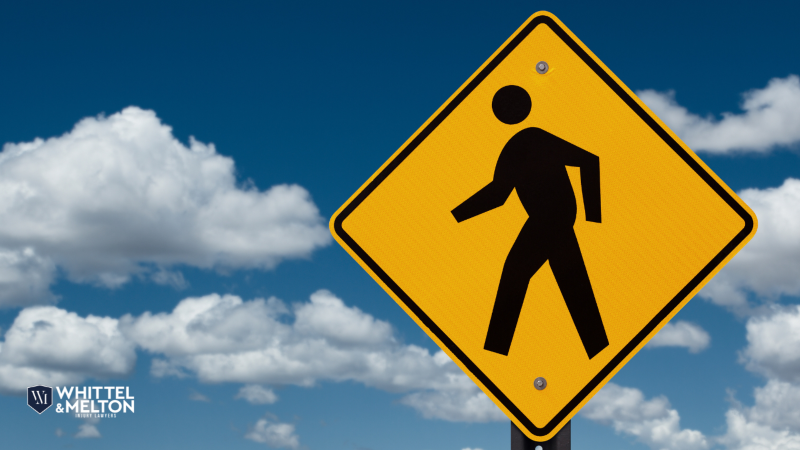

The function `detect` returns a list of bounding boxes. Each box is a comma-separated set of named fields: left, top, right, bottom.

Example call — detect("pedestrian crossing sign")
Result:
left=330, top=11, right=757, bottom=440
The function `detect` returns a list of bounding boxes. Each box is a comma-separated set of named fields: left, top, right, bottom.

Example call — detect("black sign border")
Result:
left=333, top=14, right=755, bottom=437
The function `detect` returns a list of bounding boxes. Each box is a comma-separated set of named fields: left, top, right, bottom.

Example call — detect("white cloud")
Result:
left=125, top=290, right=460, bottom=391
left=0, top=361, right=81, bottom=396
left=126, top=289, right=499, bottom=422
left=0, top=107, right=330, bottom=307
left=245, top=418, right=299, bottom=449
left=721, top=409, right=800, bottom=450
left=745, top=380, right=800, bottom=433
left=75, top=417, right=101, bottom=439
left=0, top=248, right=57, bottom=307
left=716, top=308, right=800, bottom=449
left=293, top=290, right=393, bottom=347
left=720, top=381, right=800, bottom=450
left=647, top=321, right=710, bottom=353
left=236, top=385, right=278, bottom=405
left=0, top=306, right=135, bottom=394
left=700, top=179, right=800, bottom=314
left=0, top=289, right=501, bottom=422
left=581, top=383, right=708, bottom=450
left=740, top=306, right=800, bottom=383
left=75, top=423, right=101, bottom=438
left=638, top=75, right=800, bottom=153
left=399, top=384, right=506, bottom=422
left=120, top=293, right=291, bottom=357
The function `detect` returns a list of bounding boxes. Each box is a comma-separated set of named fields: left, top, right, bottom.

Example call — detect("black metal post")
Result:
left=511, top=421, right=570, bottom=450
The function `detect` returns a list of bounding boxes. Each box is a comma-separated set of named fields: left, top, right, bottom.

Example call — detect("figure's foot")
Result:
left=584, top=336, right=609, bottom=359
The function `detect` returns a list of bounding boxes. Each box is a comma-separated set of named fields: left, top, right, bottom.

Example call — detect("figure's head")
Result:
left=492, top=85, right=531, bottom=125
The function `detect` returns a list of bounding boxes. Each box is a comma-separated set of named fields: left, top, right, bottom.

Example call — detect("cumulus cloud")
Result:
left=236, top=385, right=278, bottom=405
left=293, top=291, right=393, bottom=347
left=743, top=380, right=800, bottom=432
left=399, top=384, right=506, bottom=422
left=718, top=307, right=800, bottom=449
left=646, top=321, right=710, bottom=353
left=740, top=306, right=800, bottom=384
left=700, top=179, right=800, bottom=314
left=721, top=381, right=800, bottom=450
left=120, top=293, right=291, bottom=357
left=125, top=290, right=458, bottom=391
left=245, top=418, right=299, bottom=449
left=0, top=289, right=501, bottom=422
left=581, top=383, right=708, bottom=450
left=638, top=75, right=800, bottom=153
left=125, top=289, right=499, bottom=421
left=0, top=107, right=330, bottom=307
left=0, top=248, right=57, bottom=307
left=0, top=306, right=136, bottom=394
left=721, top=409, right=800, bottom=450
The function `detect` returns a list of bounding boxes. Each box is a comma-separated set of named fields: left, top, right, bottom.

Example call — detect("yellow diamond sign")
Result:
left=330, top=11, right=757, bottom=441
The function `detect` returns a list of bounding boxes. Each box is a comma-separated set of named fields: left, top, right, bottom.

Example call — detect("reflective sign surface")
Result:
left=331, top=11, right=757, bottom=440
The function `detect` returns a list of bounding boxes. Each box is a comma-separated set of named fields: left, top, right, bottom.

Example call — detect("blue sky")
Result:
left=1, top=1, right=799, bottom=449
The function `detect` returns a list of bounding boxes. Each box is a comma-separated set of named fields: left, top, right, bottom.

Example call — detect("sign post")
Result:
left=331, top=11, right=757, bottom=441
left=513, top=421, right=570, bottom=450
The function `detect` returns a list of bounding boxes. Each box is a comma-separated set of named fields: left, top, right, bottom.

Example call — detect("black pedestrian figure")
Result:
left=451, top=85, right=609, bottom=359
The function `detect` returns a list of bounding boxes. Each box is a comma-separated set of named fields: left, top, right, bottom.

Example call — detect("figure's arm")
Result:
left=451, top=180, right=513, bottom=223
left=579, top=156, right=601, bottom=223
left=552, top=134, right=601, bottom=223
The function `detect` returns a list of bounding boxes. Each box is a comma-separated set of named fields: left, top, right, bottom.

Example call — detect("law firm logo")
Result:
left=27, top=385, right=53, bottom=414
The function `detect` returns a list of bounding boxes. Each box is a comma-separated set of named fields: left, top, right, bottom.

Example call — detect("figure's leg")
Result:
left=549, top=228, right=609, bottom=359
left=484, top=223, right=549, bottom=356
